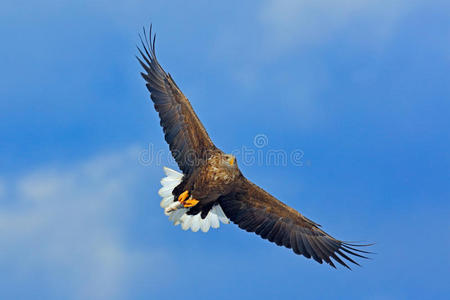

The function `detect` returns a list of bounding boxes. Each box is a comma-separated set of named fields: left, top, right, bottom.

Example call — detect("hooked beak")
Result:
left=229, top=157, right=235, bottom=166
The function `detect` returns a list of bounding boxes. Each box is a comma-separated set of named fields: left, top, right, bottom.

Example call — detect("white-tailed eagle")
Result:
left=137, top=26, right=371, bottom=269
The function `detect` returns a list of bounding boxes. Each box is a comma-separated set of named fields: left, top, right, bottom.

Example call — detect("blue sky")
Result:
left=1, top=0, right=449, bottom=299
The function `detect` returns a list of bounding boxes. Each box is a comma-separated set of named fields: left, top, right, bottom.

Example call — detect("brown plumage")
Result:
left=137, top=26, right=371, bottom=269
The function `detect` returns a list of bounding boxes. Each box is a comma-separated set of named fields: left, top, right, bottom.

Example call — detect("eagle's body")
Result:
left=137, top=26, right=371, bottom=269
left=172, top=151, right=242, bottom=216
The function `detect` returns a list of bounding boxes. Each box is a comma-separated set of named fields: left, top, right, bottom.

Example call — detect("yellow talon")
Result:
left=178, top=190, right=189, bottom=203
left=183, top=199, right=199, bottom=208
left=177, top=190, right=199, bottom=208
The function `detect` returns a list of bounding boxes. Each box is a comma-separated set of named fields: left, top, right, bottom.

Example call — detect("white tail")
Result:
left=159, top=167, right=229, bottom=232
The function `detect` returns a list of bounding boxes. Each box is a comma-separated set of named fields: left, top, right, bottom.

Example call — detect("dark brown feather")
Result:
left=219, top=178, right=371, bottom=269
left=137, top=26, right=216, bottom=175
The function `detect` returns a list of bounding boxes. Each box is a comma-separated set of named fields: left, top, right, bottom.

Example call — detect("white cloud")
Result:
left=0, top=146, right=168, bottom=299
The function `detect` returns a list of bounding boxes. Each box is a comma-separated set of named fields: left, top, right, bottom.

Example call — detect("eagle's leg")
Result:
left=177, top=190, right=199, bottom=208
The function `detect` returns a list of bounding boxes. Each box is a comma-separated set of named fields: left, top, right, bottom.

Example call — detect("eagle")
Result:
left=137, top=26, right=371, bottom=269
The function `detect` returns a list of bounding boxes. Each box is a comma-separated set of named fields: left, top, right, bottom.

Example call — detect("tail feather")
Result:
left=159, top=167, right=230, bottom=232
left=210, top=212, right=220, bottom=229
left=160, top=195, right=174, bottom=209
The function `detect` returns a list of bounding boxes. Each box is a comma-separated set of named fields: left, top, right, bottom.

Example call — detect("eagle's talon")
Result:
left=183, top=199, right=199, bottom=208
left=177, top=190, right=198, bottom=207
left=178, top=190, right=189, bottom=203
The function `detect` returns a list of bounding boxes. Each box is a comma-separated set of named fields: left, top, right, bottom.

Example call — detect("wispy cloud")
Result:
left=211, top=0, right=415, bottom=68
left=0, top=146, right=168, bottom=299
left=206, top=0, right=420, bottom=131
left=259, top=0, right=413, bottom=55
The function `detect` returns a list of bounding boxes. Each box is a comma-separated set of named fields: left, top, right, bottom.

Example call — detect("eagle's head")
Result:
left=222, top=154, right=237, bottom=169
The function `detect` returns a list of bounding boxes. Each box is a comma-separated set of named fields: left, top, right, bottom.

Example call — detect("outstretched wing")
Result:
left=219, top=178, right=371, bottom=269
left=137, top=26, right=216, bottom=175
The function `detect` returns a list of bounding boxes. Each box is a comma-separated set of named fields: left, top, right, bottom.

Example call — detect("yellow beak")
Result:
left=229, top=157, right=235, bottom=166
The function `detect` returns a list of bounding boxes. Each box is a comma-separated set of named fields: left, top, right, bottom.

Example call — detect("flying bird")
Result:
left=137, top=26, right=371, bottom=269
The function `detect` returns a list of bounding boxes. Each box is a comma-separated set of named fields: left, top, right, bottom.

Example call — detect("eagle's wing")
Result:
left=219, top=178, right=371, bottom=269
left=137, top=26, right=216, bottom=175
